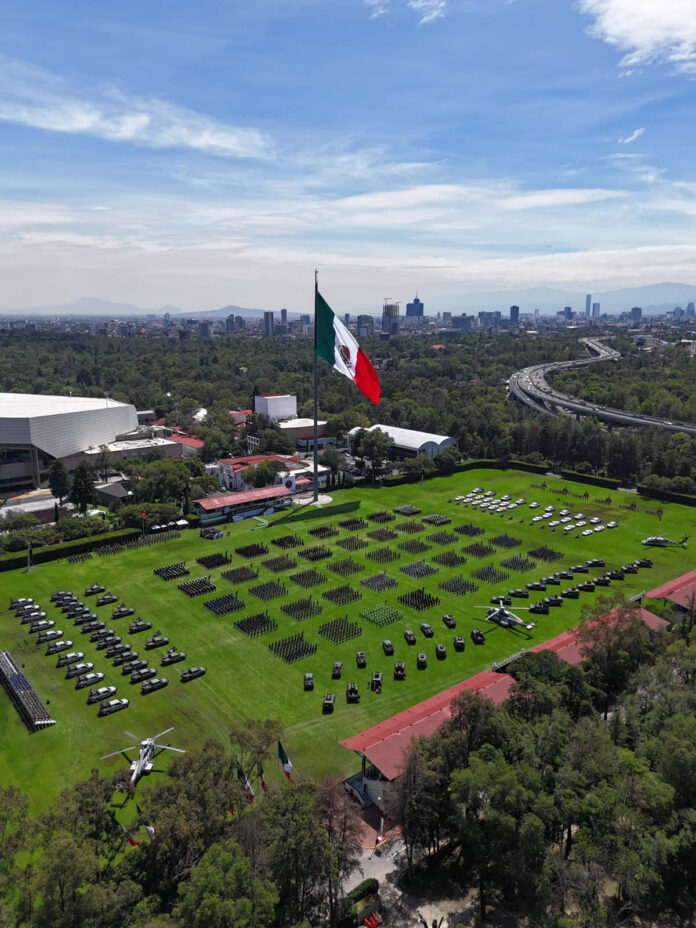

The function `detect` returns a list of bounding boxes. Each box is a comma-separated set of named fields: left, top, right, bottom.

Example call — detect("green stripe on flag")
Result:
left=316, top=292, right=336, bottom=366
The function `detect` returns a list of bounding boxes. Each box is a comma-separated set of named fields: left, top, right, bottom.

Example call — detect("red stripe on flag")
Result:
left=127, top=836, right=139, bottom=847
left=284, top=771, right=293, bottom=782
left=355, top=348, right=381, bottom=405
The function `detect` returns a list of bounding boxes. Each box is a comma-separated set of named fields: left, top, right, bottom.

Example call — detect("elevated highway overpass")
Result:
left=509, top=338, right=696, bottom=436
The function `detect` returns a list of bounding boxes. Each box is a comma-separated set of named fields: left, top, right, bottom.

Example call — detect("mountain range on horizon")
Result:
left=2, top=282, right=695, bottom=320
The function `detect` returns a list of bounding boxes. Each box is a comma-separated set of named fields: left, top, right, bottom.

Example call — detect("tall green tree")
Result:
left=69, top=462, right=96, bottom=514
left=49, top=459, right=71, bottom=504
left=175, top=839, right=277, bottom=928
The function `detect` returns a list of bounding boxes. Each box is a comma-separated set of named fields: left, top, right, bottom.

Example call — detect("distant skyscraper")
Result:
left=226, top=314, right=236, bottom=334
left=357, top=315, right=373, bottom=337
left=280, top=308, right=288, bottom=325
left=264, top=311, right=274, bottom=336
left=585, top=294, right=592, bottom=317
left=198, top=320, right=211, bottom=338
left=592, top=302, right=600, bottom=318
left=510, top=305, right=519, bottom=326
left=382, top=301, right=400, bottom=335
left=674, top=306, right=685, bottom=319
left=442, top=312, right=452, bottom=327
left=562, top=306, right=572, bottom=320
left=235, top=315, right=245, bottom=330
left=344, top=313, right=350, bottom=325
left=687, top=302, right=695, bottom=318
left=630, top=306, right=642, bottom=323
left=406, top=296, right=424, bottom=317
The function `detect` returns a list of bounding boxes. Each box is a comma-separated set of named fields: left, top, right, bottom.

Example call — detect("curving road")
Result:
left=509, top=337, right=696, bottom=435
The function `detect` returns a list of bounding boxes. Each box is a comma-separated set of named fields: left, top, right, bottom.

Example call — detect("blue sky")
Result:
left=0, top=0, right=695, bottom=312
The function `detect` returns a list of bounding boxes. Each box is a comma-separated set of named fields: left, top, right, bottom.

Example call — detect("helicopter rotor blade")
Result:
left=151, top=727, right=175, bottom=742
left=123, top=730, right=143, bottom=743
left=158, top=745, right=186, bottom=754
left=100, top=748, right=134, bottom=760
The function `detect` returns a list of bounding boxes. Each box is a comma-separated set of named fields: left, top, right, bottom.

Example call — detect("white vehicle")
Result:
left=594, top=525, right=605, bottom=533
left=455, top=495, right=465, bottom=502
left=508, top=503, right=518, bottom=510
left=582, top=529, right=593, bottom=536
left=590, top=517, right=601, bottom=525
left=607, top=521, right=618, bottom=529
left=575, top=520, right=587, bottom=527
left=531, top=515, right=543, bottom=523
left=501, top=494, right=512, bottom=501
left=545, top=505, right=555, bottom=513
left=516, top=498, right=527, bottom=505
left=549, top=520, right=560, bottom=528
left=529, top=502, right=540, bottom=509
left=560, top=517, right=572, bottom=523
left=559, top=509, right=571, bottom=516
left=472, top=487, right=483, bottom=494
left=576, top=513, right=586, bottom=520
left=485, top=490, right=496, bottom=497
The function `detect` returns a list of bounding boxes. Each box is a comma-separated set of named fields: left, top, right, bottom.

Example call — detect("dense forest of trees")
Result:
left=0, top=720, right=363, bottom=928
left=384, top=596, right=696, bottom=926
left=2, top=329, right=695, bottom=492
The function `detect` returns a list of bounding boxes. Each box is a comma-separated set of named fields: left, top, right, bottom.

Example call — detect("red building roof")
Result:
left=218, top=454, right=289, bottom=473
left=169, top=433, right=204, bottom=449
left=647, top=569, right=696, bottom=609
left=194, top=485, right=292, bottom=512
left=340, top=670, right=514, bottom=780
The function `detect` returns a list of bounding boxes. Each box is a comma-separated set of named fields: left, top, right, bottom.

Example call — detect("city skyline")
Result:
left=1, top=1, right=695, bottom=311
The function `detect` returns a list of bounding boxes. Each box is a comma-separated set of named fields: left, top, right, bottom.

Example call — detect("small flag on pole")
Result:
left=127, top=835, right=139, bottom=847
left=277, top=740, right=293, bottom=781
left=258, top=761, right=269, bottom=793
left=237, top=763, right=255, bottom=805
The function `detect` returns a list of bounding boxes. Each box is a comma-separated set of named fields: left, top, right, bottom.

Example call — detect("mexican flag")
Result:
left=316, top=291, right=380, bottom=405
left=127, top=835, right=139, bottom=847
left=277, top=740, right=293, bottom=781
left=258, top=761, right=269, bottom=793
left=137, top=805, right=157, bottom=842
left=237, top=763, right=255, bottom=805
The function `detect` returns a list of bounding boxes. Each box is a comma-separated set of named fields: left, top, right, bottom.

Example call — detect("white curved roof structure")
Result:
left=349, top=424, right=456, bottom=459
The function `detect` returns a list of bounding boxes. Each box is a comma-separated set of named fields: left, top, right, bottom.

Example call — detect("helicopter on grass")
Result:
left=638, top=534, right=688, bottom=548
left=101, top=727, right=185, bottom=785
left=475, top=605, right=536, bottom=632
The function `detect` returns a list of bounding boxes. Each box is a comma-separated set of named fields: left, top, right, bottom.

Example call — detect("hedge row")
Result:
left=0, top=528, right=141, bottom=572
left=637, top=485, right=696, bottom=508
left=382, top=458, right=548, bottom=487
left=558, top=470, right=621, bottom=490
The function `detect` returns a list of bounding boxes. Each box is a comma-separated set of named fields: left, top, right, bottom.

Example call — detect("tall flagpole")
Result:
left=313, top=269, right=319, bottom=503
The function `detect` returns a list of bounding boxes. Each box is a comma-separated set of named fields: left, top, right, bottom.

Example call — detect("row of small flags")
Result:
left=230, top=742, right=293, bottom=814
left=114, top=742, right=294, bottom=844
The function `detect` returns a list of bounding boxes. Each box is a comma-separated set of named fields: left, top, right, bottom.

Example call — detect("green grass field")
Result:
left=1, top=469, right=693, bottom=811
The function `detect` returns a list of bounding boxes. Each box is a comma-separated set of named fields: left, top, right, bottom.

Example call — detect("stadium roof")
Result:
left=0, top=393, right=130, bottom=417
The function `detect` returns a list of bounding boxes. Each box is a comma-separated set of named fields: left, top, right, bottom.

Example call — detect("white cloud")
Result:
left=407, top=0, right=447, bottom=24
left=0, top=55, right=271, bottom=158
left=618, top=127, right=645, bottom=144
left=364, top=0, right=390, bottom=16
left=578, top=0, right=696, bottom=74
